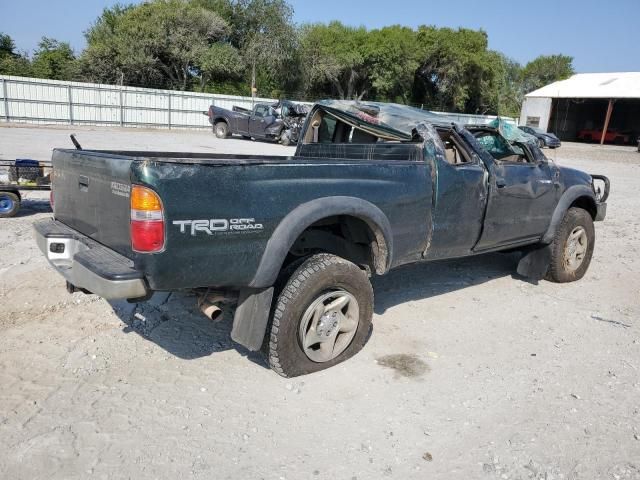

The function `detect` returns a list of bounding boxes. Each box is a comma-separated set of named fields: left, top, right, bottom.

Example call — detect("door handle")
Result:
left=78, top=175, right=89, bottom=192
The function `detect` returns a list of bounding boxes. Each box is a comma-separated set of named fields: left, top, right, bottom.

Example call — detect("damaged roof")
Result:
left=317, top=100, right=456, bottom=140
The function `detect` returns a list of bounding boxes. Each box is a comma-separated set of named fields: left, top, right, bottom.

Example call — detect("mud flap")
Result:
left=518, top=245, right=551, bottom=281
left=231, top=287, right=274, bottom=351
left=517, top=245, right=552, bottom=281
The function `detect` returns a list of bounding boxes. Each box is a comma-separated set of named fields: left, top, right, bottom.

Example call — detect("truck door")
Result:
left=473, top=132, right=559, bottom=250
left=424, top=128, right=489, bottom=260
left=249, top=105, right=270, bottom=137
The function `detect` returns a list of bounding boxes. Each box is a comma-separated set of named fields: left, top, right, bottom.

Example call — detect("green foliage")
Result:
left=31, top=38, right=78, bottom=80
left=230, top=0, right=298, bottom=95
left=81, top=1, right=239, bottom=90
left=0, top=33, right=17, bottom=58
left=0, top=32, right=32, bottom=76
left=522, top=54, right=574, bottom=93
left=299, top=21, right=369, bottom=99
left=3, top=7, right=577, bottom=116
left=197, top=42, right=245, bottom=91
left=365, top=26, right=420, bottom=103
left=412, top=26, right=498, bottom=113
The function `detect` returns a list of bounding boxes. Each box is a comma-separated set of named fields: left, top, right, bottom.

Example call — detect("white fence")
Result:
left=0, top=75, right=278, bottom=129
left=0, top=75, right=516, bottom=130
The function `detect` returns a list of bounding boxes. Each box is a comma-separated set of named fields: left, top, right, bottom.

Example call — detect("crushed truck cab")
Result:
left=35, top=101, right=609, bottom=377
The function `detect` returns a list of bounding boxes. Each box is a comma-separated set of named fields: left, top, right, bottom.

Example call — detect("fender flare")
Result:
left=0, top=187, right=21, bottom=201
left=541, top=185, right=596, bottom=244
left=249, top=196, right=394, bottom=288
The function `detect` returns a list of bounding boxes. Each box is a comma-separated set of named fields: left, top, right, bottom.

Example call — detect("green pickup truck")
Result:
left=34, top=101, right=609, bottom=377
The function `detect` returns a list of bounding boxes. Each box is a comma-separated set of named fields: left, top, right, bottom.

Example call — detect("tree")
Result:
left=299, top=22, right=369, bottom=99
left=491, top=54, right=524, bottom=118
left=412, top=26, right=502, bottom=113
left=522, top=54, right=574, bottom=94
left=0, top=32, right=31, bottom=76
left=81, top=0, right=240, bottom=90
left=196, top=42, right=244, bottom=91
left=229, top=0, right=297, bottom=97
left=0, top=33, right=17, bottom=58
left=365, top=25, right=420, bottom=103
left=30, top=37, right=78, bottom=80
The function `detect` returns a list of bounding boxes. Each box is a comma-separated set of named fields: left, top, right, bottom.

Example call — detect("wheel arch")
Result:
left=0, top=188, right=21, bottom=201
left=541, top=185, right=596, bottom=244
left=249, top=196, right=393, bottom=288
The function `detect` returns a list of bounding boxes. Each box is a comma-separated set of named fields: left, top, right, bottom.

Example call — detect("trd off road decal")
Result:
left=111, top=182, right=131, bottom=198
left=173, top=218, right=264, bottom=235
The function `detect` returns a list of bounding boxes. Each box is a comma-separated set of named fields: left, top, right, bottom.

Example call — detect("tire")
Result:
left=546, top=207, right=595, bottom=283
left=280, top=131, right=291, bottom=146
left=0, top=192, right=20, bottom=218
left=242, top=135, right=252, bottom=140
left=214, top=121, right=229, bottom=139
left=265, top=253, right=374, bottom=377
left=537, top=138, right=545, bottom=148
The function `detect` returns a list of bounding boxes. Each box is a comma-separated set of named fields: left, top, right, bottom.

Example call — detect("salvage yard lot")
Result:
left=1, top=124, right=639, bottom=479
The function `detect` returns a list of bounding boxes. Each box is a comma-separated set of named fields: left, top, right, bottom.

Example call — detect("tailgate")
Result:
left=52, top=149, right=133, bottom=257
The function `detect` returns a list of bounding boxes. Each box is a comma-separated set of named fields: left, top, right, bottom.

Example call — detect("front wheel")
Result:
left=265, top=254, right=373, bottom=377
left=280, top=130, right=292, bottom=146
left=538, top=138, right=545, bottom=148
left=0, top=192, right=20, bottom=218
left=546, top=207, right=595, bottom=282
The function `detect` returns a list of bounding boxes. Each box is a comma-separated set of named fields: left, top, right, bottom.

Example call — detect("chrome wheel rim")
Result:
left=216, top=125, right=225, bottom=136
left=563, top=226, right=588, bottom=272
left=298, top=290, right=359, bottom=363
left=0, top=195, right=14, bottom=214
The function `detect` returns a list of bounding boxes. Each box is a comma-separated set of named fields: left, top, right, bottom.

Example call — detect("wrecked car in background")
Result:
left=207, top=100, right=309, bottom=145
left=35, top=100, right=609, bottom=377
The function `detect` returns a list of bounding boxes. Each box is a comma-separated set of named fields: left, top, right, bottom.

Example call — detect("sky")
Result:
left=0, top=0, right=638, bottom=73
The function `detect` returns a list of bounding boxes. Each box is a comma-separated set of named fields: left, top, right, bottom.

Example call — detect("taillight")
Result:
left=131, top=185, right=164, bottom=253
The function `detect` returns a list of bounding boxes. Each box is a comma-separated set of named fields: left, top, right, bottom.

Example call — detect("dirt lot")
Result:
left=1, top=124, right=639, bottom=480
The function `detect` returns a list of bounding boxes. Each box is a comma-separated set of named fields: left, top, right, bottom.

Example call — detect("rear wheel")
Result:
left=0, top=192, right=20, bottom=218
left=546, top=207, right=595, bottom=282
left=214, top=122, right=229, bottom=139
left=265, top=253, right=373, bottom=377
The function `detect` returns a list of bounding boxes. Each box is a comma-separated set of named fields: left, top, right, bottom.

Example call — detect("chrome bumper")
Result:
left=34, top=219, right=148, bottom=300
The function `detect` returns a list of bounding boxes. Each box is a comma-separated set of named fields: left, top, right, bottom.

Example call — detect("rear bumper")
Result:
left=34, top=218, right=148, bottom=300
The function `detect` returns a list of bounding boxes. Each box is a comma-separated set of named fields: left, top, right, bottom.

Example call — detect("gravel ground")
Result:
left=1, top=124, right=639, bottom=480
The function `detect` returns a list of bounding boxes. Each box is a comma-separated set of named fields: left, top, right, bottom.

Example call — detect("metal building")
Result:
left=520, top=72, right=640, bottom=145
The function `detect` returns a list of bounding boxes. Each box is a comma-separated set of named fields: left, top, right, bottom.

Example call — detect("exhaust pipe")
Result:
left=201, top=300, right=223, bottom=322
left=197, top=292, right=228, bottom=322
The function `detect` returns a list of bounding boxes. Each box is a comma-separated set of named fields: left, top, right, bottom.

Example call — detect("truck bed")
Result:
left=49, top=143, right=429, bottom=289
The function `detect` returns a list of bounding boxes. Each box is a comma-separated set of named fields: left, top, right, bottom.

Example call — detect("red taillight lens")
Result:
left=131, top=185, right=164, bottom=253
left=131, top=220, right=164, bottom=252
